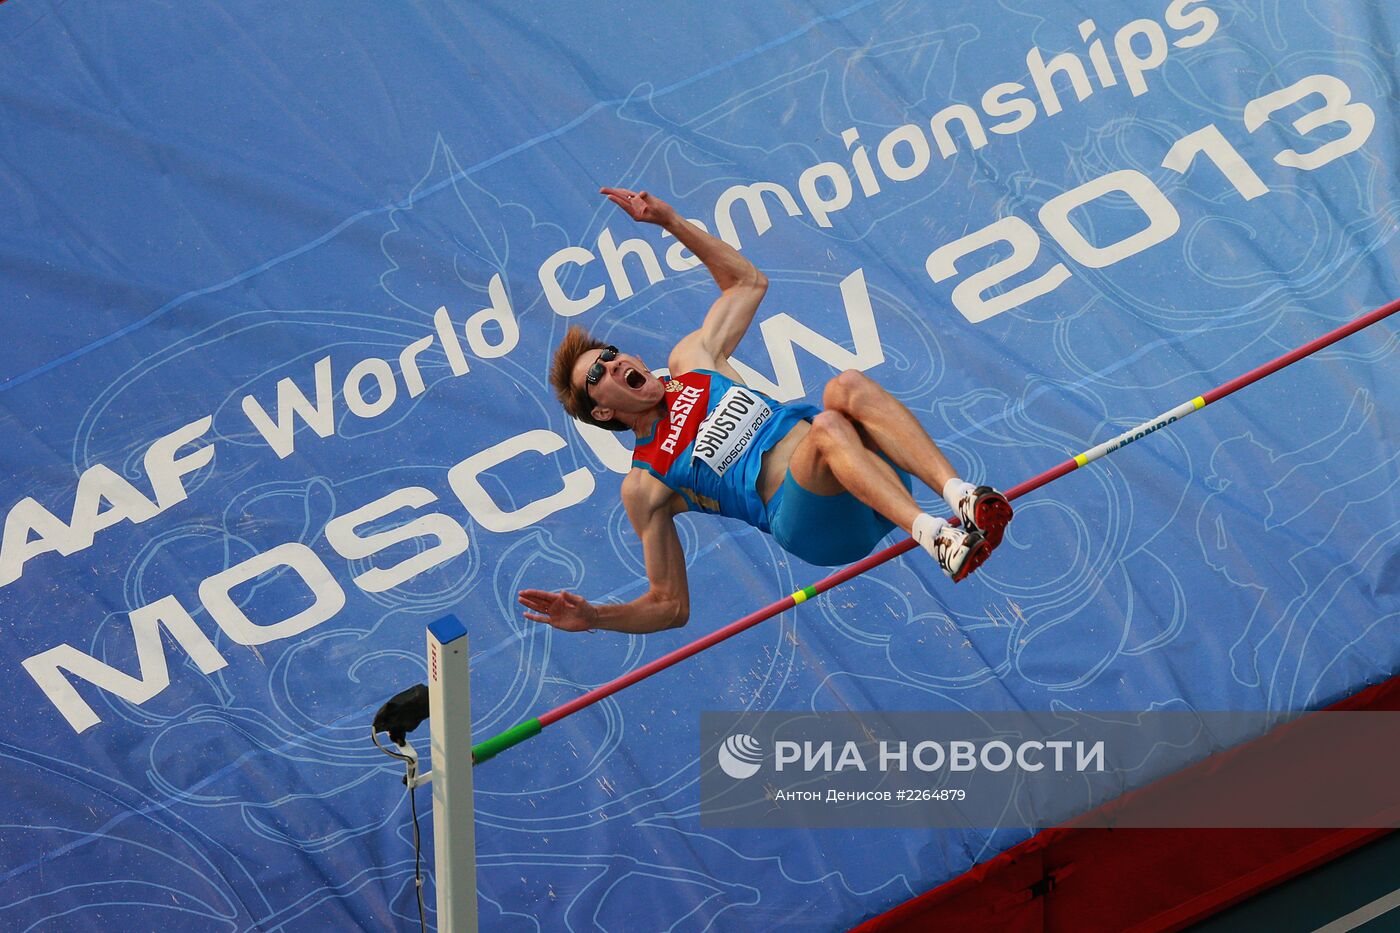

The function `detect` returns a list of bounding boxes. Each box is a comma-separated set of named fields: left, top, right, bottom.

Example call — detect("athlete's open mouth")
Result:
left=624, top=367, right=646, bottom=389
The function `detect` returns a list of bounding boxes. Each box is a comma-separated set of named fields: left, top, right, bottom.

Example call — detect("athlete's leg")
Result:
left=788, top=411, right=988, bottom=580
left=822, top=369, right=1013, bottom=546
left=822, top=369, right=956, bottom=490
left=792, top=411, right=921, bottom=530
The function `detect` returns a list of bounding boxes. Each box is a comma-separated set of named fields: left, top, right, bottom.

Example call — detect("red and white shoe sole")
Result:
left=950, top=533, right=993, bottom=583
left=971, top=488, right=1014, bottom=550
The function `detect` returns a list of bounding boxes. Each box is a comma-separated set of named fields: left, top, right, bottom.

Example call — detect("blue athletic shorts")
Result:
left=764, top=458, right=912, bottom=566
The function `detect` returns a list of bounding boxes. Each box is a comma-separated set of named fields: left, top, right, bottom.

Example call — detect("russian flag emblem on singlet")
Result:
left=636, top=372, right=712, bottom=474
left=635, top=370, right=777, bottom=480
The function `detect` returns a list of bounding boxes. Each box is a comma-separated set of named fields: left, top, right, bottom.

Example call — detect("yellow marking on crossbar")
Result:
left=1192, top=396, right=1206, bottom=410
left=791, top=589, right=808, bottom=605
left=1074, top=453, right=1089, bottom=467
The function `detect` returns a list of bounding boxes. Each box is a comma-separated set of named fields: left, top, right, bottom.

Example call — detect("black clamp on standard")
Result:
left=372, top=683, right=430, bottom=746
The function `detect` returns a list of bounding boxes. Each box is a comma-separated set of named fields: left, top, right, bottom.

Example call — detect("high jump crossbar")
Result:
left=470, top=296, right=1400, bottom=766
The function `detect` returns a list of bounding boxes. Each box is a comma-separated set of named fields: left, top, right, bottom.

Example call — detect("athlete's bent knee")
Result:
left=809, top=410, right=854, bottom=449
left=823, top=369, right=872, bottom=412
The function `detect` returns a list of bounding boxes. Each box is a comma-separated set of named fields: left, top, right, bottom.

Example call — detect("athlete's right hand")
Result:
left=518, top=588, right=598, bottom=632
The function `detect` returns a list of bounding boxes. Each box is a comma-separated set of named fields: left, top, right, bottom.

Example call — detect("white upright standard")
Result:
left=427, top=615, right=478, bottom=932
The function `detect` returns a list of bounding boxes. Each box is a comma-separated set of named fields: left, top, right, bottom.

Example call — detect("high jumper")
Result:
left=518, top=186, right=1013, bottom=636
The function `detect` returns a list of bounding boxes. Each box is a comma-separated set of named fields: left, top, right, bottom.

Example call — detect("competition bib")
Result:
left=692, top=385, right=773, bottom=476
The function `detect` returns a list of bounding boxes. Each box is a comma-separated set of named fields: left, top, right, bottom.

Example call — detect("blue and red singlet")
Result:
left=630, top=369, right=820, bottom=532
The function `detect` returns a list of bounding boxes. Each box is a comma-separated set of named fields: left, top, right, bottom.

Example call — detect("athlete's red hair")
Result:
left=550, top=325, right=628, bottom=431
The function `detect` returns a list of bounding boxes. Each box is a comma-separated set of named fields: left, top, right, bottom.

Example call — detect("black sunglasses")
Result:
left=585, top=346, right=619, bottom=386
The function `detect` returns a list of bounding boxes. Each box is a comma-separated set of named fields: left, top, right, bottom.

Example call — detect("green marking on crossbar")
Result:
left=472, top=718, right=542, bottom=765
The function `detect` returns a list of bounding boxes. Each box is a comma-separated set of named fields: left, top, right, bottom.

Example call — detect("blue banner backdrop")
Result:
left=1, top=1, right=1397, bottom=929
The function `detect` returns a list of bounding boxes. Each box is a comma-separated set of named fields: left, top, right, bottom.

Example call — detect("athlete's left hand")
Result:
left=518, top=588, right=597, bottom=632
left=601, top=187, right=678, bottom=226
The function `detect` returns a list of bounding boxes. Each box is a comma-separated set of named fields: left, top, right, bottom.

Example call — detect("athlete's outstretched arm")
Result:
left=518, top=471, right=690, bottom=635
left=601, top=187, right=766, bottom=364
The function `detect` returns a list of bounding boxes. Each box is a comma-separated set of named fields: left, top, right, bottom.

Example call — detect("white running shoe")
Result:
left=951, top=485, right=1014, bottom=549
left=928, top=523, right=991, bottom=582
